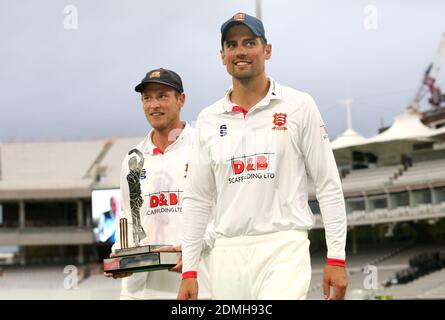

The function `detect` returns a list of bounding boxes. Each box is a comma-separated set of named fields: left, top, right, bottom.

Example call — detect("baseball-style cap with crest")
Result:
left=134, top=68, right=184, bottom=93
left=220, top=12, right=267, bottom=47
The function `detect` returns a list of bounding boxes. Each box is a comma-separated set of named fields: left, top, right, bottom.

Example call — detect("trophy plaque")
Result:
left=103, top=149, right=180, bottom=274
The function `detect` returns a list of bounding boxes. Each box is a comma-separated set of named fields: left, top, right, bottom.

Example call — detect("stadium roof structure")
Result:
left=0, top=140, right=106, bottom=200
left=361, top=109, right=439, bottom=145
left=0, top=137, right=144, bottom=200
left=429, top=125, right=445, bottom=137
left=331, top=128, right=367, bottom=150
left=92, top=137, right=142, bottom=190
left=332, top=108, right=445, bottom=152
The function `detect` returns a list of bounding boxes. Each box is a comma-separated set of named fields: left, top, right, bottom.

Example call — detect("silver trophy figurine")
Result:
left=127, top=150, right=147, bottom=246
left=103, top=149, right=179, bottom=274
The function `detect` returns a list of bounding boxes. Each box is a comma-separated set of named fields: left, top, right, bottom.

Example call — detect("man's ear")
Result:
left=220, top=48, right=227, bottom=66
left=179, top=93, right=186, bottom=108
left=265, top=44, right=272, bottom=60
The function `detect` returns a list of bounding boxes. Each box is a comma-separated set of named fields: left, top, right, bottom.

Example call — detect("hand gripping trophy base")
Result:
left=103, top=238, right=179, bottom=273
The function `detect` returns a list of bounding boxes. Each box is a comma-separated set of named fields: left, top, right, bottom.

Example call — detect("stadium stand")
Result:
left=307, top=243, right=412, bottom=299
left=341, top=165, right=404, bottom=194
left=308, top=243, right=445, bottom=300
left=0, top=264, right=121, bottom=299
left=91, top=137, right=142, bottom=189
left=391, top=158, right=445, bottom=189
left=377, top=268, right=445, bottom=299
left=1, top=106, right=445, bottom=299
left=0, top=140, right=106, bottom=199
left=383, top=250, right=445, bottom=286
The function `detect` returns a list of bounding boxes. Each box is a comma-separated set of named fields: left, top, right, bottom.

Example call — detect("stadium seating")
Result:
left=307, top=243, right=412, bottom=299
left=341, top=165, right=403, bottom=194
left=391, top=158, right=445, bottom=188
left=378, top=268, right=445, bottom=299
left=307, top=242, right=445, bottom=300
left=384, top=250, right=445, bottom=286
left=0, top=265, right=121, bottom=299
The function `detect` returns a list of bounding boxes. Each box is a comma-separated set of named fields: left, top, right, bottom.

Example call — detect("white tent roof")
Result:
left=363, top=109, right=438, bottom=145
left=331, top=128, right=367, bottom=150
left=333, top=108, right=445, bottom=151
left=428, top=125, right=445, bottom=137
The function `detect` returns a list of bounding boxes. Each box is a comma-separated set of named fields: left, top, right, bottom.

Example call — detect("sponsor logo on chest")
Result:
left=145, top=191, right=184, bottom=216
left=227, top=153, right=275, bottom=184
left=149, top=191, right=182, bottom=208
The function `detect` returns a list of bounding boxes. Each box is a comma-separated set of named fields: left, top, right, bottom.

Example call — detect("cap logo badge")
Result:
left=234, top=13, right=245, bottom=21
left=149, top=71, right=161, bottom=78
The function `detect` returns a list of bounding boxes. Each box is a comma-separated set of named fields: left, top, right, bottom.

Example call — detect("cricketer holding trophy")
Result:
left=104, top=68, right=213, bottom=300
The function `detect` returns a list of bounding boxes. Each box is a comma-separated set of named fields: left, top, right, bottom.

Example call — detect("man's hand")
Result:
left=323, top=265, right=348, bottom=300
left=152, top=245, right=182, bottom=273
left=177, top=278, right=199, bottom=300
left=103, top=252, right=133, bottom=279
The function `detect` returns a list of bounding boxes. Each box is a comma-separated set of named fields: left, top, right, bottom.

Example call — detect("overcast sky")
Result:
left=1, top=0, right=445, bottom=142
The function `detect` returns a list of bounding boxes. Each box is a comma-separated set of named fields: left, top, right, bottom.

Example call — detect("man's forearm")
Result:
left=181, top=197, right=212, bottom=274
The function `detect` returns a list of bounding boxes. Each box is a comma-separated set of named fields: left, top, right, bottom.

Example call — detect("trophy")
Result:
left=103, top=148, right=180, bottom=274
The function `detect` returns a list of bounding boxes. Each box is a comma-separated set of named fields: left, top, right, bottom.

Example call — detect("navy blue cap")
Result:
left=135, top=68, right=184, bottom=93
left=220, top=12, right=267, bottom=47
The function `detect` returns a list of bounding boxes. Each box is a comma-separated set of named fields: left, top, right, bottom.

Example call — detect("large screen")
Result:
left=91, top=188, right=121, bottom=244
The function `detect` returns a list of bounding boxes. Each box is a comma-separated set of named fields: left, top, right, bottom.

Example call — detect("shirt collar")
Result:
left=141, top=121, right=191, bottom=155
left=218, top=77, right=283, bottom=114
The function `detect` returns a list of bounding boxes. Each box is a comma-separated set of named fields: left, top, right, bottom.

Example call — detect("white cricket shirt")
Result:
left=182, top=78, right=347, bottom=274
left=112, top=123, right=211, bottom=299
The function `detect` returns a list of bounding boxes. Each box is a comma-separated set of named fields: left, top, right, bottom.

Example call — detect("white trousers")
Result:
left=209, top=230, right=311, bottom=300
